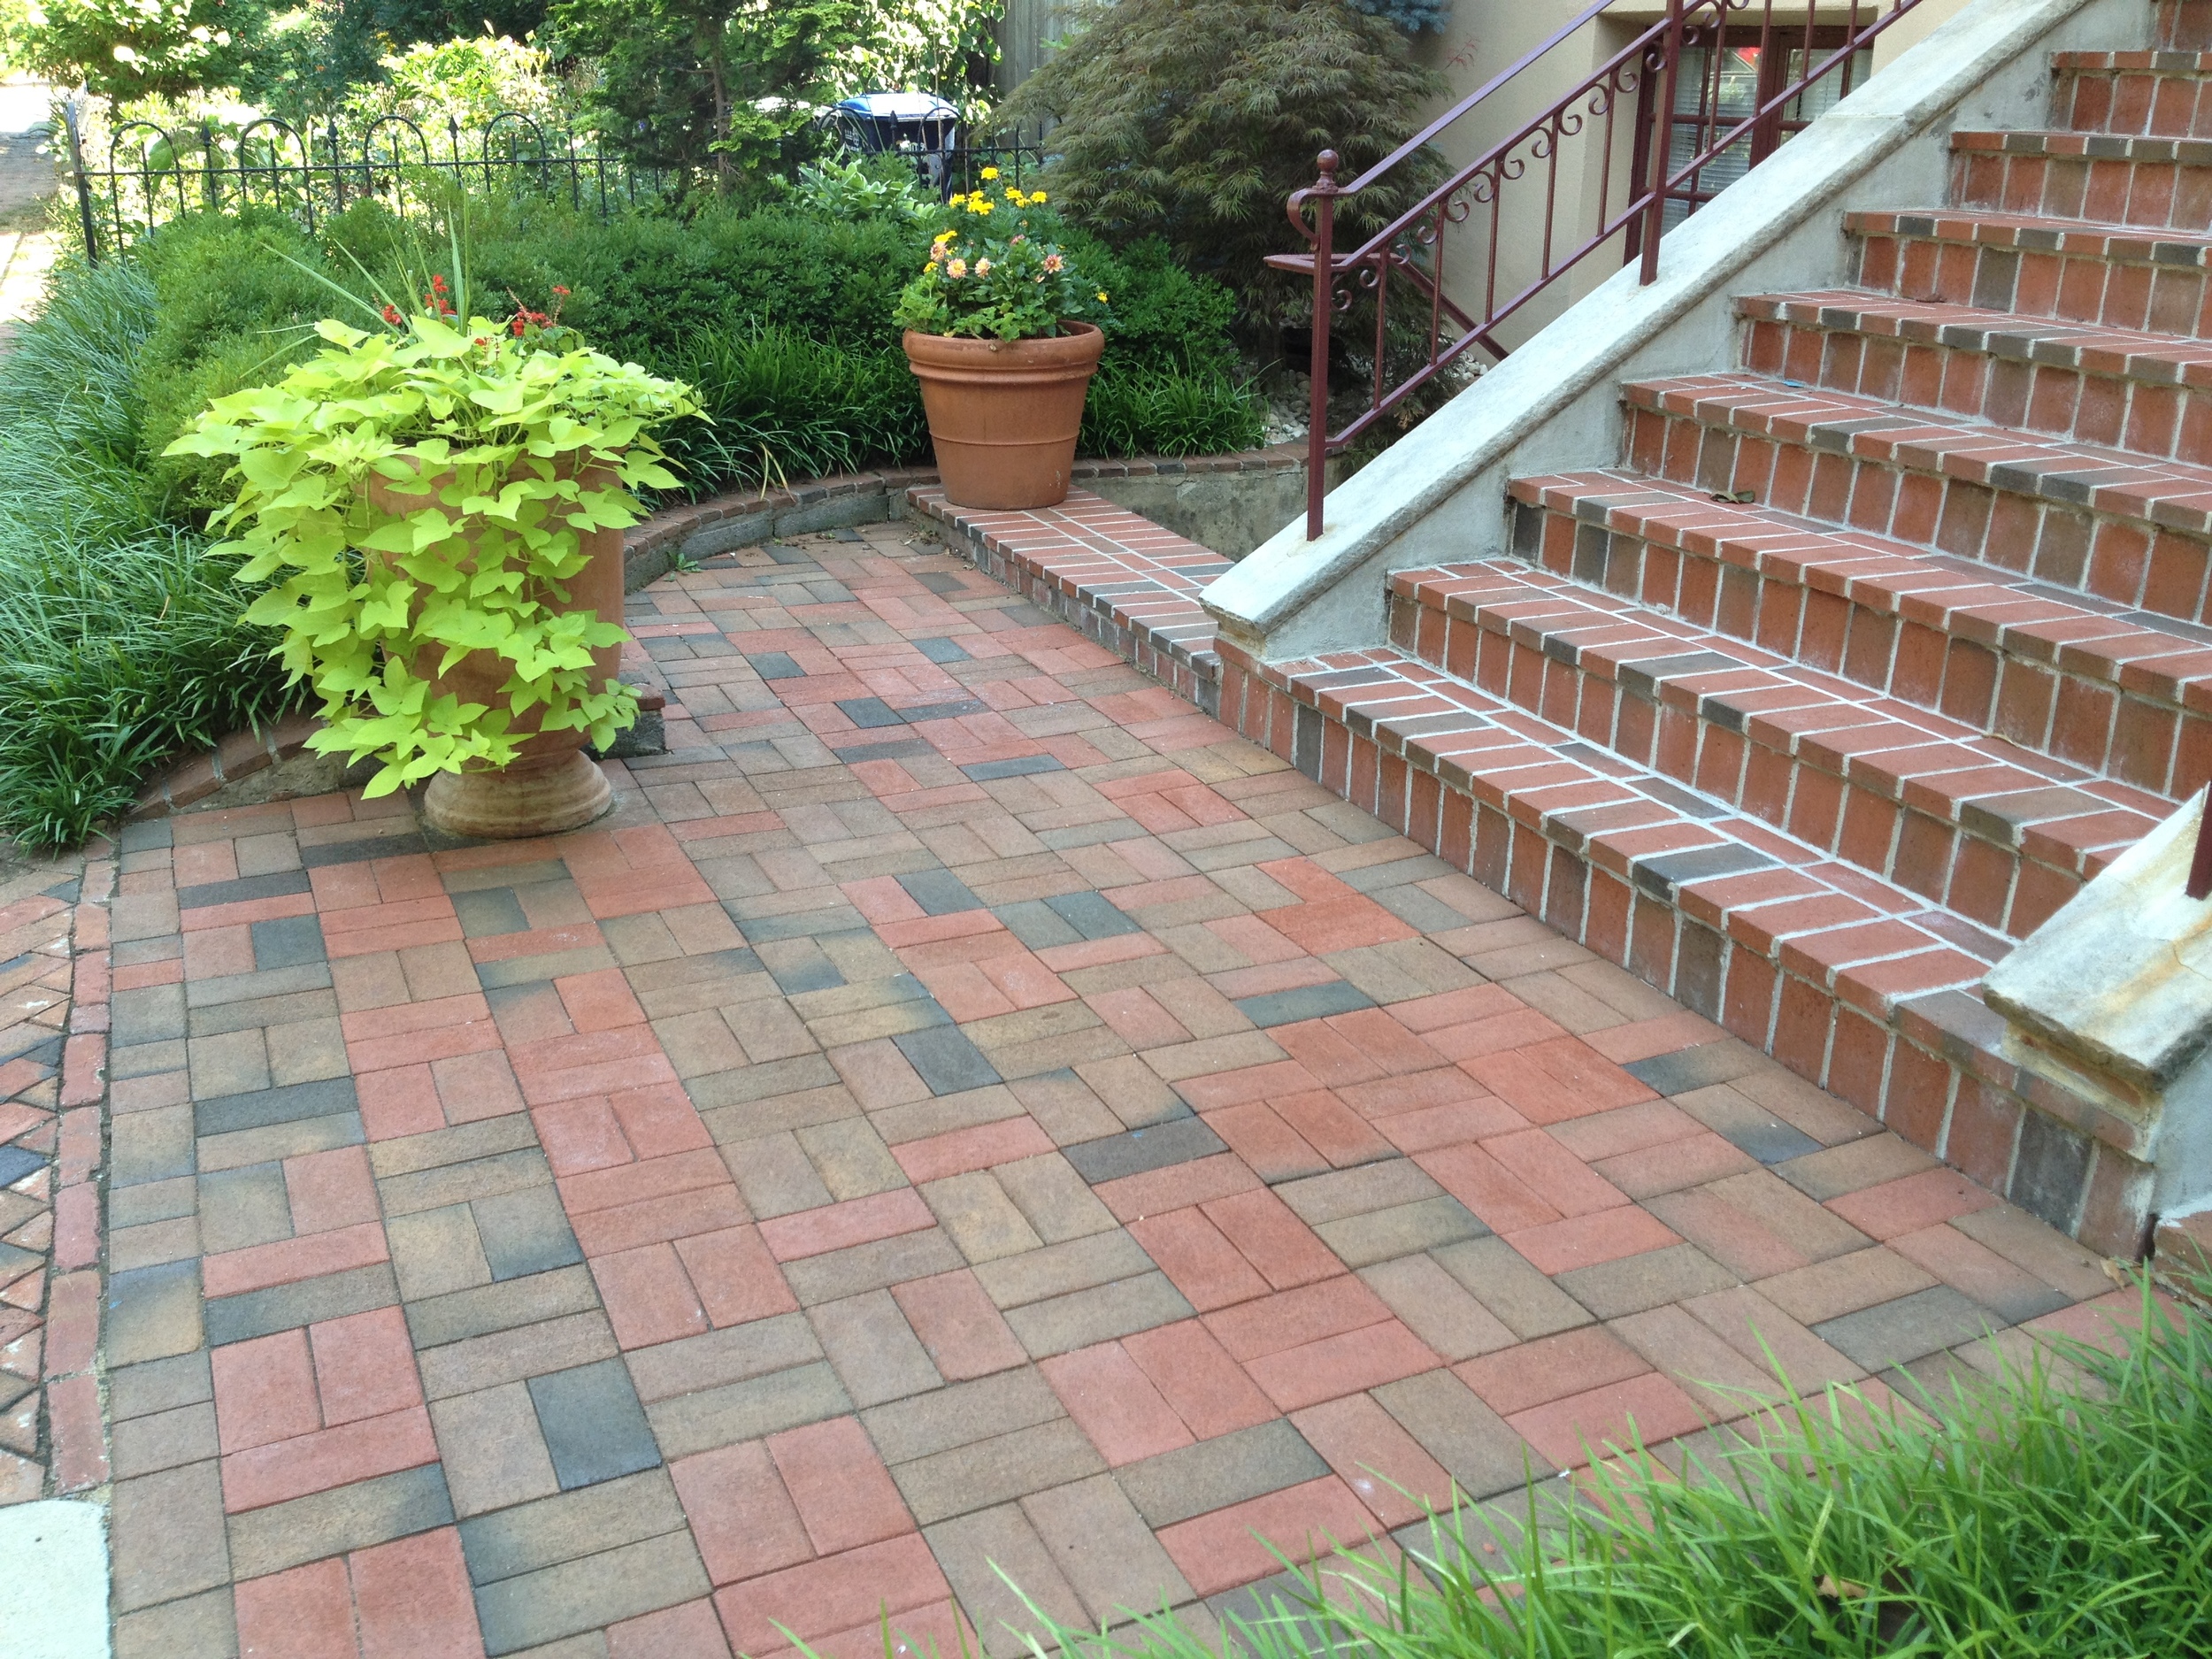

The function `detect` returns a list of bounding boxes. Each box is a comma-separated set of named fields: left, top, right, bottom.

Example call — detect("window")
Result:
left=1640, top=26, right=1875, bottom=234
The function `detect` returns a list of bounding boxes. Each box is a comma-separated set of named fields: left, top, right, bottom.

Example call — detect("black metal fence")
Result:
left=63, top=104, right=676, bottom=260
left=63, top=102, right=1051, bottom=261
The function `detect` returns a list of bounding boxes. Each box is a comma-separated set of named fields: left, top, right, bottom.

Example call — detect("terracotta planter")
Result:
left=903, top=321, right=1104, bottom=510
left=365, top=454, right=626, bottom=840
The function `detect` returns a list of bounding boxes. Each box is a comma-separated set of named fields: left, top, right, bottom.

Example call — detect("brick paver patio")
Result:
left=86, top=518, right=2133, bottom=1658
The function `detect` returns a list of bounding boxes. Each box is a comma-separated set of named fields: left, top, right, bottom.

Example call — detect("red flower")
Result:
left=551, top=285, right=570, bottom=296
left=511, top=316, right=526, bottom=335
left=380, top=303, right=402, bottom=326
left=431, top=273, right=448, bottom=292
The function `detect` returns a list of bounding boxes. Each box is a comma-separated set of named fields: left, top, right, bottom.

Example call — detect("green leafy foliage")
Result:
left=17, top=0, right=269, bottom=99
left=167, top=296, right=698, bottom=796
left=1000, top=0, right=1445, bottom=328
left=838, top=0, right=1001, bottom=118
left=0, top=258, right=292, bottom=849
left=342, top=30, right=574, bottom=124
left=1031, top=1279, right=2212, bottom=1659
left=548, top=0, right=864, bottom=183
left=895, top=181, right=1102, bottom=342
left=782, top=154, right=937, bottom=228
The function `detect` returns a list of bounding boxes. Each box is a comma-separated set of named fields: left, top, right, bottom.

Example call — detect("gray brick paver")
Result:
left=893, top=1417, right=1108, bottom=1527
left=225, top=1463, right=457, bottom=1580
left=641, top=1361, right=853, bottom=1460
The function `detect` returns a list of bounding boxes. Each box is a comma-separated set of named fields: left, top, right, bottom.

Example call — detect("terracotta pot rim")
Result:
left=902, top=320, right=1105, bottom=361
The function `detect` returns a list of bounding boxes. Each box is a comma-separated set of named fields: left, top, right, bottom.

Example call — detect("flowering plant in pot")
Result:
left=894, top=173, right=1110, bottom=511
left=168, top=253, right=698, bottom=840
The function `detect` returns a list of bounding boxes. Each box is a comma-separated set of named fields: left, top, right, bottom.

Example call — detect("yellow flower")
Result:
left=979, top=165, right=999, bottom=180
left=1096, top=291, right=1109, bottom=303
left=1004, top=185, right=1019, bottom=198
left=933, top=229, right=956, bottom=244
left=1032, top=191, right=1048, bottom=204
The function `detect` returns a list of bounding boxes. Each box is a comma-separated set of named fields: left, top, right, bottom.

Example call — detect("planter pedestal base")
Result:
left=423, top=750, right=613, bottom=840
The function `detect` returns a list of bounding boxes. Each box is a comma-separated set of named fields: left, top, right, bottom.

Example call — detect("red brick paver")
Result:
left=88, top=522, right=2115, bottom=1658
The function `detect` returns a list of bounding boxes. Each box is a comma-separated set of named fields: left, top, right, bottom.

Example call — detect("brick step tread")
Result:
left=1385, top=551, right=2169, bottom=892
left=1951, top=128, right=2212, bottom=160
left=1268, top=642, right=2002, bottom=1009
left=1625, top=370, right=2212, bottom=539
left=1843, top=208, right=2212, bottom=265
left=2050, top=50, right=2212, bottom=69
left=1505, top=466, right=2212, bottom=711
left=1737, top=289, right=2212, bottom=386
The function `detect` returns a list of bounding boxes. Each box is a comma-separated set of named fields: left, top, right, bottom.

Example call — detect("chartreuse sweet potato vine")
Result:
left=167, top=306, right=698, bottom=798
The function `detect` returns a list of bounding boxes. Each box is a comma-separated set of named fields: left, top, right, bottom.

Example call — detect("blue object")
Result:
left=826, top=90, right=961, bottom=189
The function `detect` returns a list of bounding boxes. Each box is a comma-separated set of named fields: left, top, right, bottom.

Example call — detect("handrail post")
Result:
left=1305, top=150, right=1340, bottom=541
left=1640, top=0, right=1686, bottom=285
left=2190, top=785, right=2212, bottom=900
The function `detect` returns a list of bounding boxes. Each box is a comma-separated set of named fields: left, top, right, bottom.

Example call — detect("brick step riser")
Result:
left=1220, top=648, right=2155, bottom=1258
left=2159, top=0, right=2212, bottom=50
left=1851, top=227, right=2212, bottom=338
left=1629, top=400, right=2212, bottom=631
left=1501, top=493, right=2212, bottom=803
left=2055, top=65, right=2212, bottom=137
left=1744, top=312, right=2212, bottom=467
left=1951, top=147, right=2212, bottom=234
left=1384, top=584, right=2108, bottom=941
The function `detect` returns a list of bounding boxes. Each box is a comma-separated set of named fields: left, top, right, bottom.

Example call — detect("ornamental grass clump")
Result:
left=893, top=173, right=1107, bottom=342
left=168, top=251, right=699, bottom=800
left=1017, top=1279, right=2212, bottom=1659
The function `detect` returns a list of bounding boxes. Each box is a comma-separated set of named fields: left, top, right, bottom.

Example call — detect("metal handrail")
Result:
left=1275, top=0, right=1932, bottom=539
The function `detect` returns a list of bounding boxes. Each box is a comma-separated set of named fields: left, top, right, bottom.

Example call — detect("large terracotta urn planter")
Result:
left=903, top=321, right=1105, bottom=511
left=366, top=456, right=626, bottom=841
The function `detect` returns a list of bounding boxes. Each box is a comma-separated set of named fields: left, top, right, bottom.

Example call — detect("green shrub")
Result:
left=0, top=259, right=289, bottom=849
left=118, top=197, right=1262, bottom=509
left=1082, top=363, right=1264, bottom=458
left=662, top=322, right=926, bottom=495
left=1080, top=236, right=1243, bottom=377
left=1000, top=0, right=1445, bottom=328
left=1037, top=1281, right=2212, bottom=1659
left=128, top=210, right=352, bottom=512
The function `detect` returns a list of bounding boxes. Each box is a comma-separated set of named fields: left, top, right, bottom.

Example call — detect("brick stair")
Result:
left=1735, top=290, right=2212, bottom=463
left=1502, top=468, right=2212, bottom=798
left=1386, top=549, right=2171, bottom=932
left=1215, top=0, right=2212, bottom=1255
left=2055, top=50, right=2212, bottom=135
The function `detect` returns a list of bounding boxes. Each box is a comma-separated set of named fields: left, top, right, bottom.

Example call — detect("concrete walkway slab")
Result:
left=0, top=1500, right=111, bottom=1658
